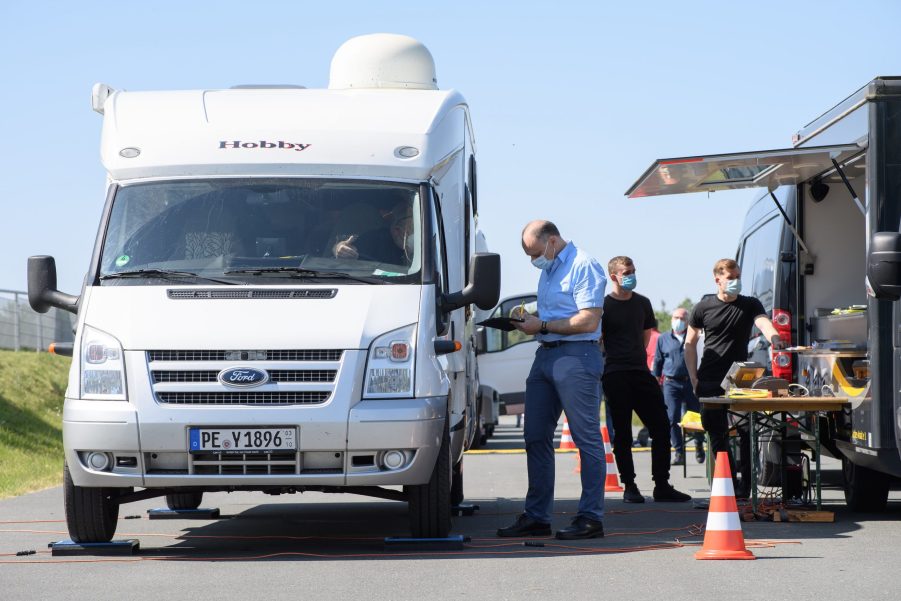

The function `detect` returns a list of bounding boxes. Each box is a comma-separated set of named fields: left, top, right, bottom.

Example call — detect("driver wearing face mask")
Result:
left=333, top=200, right=414, bottom=265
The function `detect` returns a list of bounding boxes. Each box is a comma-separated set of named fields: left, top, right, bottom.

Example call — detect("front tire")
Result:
left=63, top=462, right=121, bottom=543
left=406, top=423, right=452, bottom=538
left=842, top=455, right=890, bottom=512
left=166, top=491, right=204, bottom=510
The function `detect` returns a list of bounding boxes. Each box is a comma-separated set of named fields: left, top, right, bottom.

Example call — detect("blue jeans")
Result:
left=524, top=342, right=605, bottom=523
left=662, top=378, right=702, bottom=453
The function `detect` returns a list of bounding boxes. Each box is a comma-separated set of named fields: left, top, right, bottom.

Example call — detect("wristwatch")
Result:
left=540, top=321, right=549, bottom=335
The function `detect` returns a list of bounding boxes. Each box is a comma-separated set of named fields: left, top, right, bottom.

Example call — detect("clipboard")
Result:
left=477, top=317, right=525, bottom=331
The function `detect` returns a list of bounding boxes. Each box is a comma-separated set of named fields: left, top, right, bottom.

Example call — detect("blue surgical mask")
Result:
left=725, top=278, right=742, bottom=295
left=620, top=274, right=637, bottom=291
left=672, top=318, right=687, bottom=333
left=531, top=240, right=554, bottom=270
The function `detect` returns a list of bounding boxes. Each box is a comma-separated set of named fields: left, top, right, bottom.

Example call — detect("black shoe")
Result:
left=734, top=482, right=751, bottom=500
left=671, top=452, right=685, bottom=466
left=653, top=482, right=692, bottom=502
left=695, top=446, right=706, bottom=464
left=556, top=516, right=605, bottom=540
left=623, top=482, right=645, bottom=503
left=496, top=513, right=551, bottom=537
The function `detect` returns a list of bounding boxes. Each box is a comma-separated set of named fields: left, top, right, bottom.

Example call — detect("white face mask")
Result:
left=531, top=240, right=553, bottom=270
left=672, top=318, right=687, bottom=333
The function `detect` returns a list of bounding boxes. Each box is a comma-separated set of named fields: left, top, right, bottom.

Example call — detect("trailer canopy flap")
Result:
left=625, top=143, right=862, bottom=198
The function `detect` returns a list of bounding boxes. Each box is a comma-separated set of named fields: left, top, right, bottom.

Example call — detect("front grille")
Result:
left=158, top=392, right=330, bottom=405
left=148, top=350, right=343, bottom=362
left=168, top=288, right=337, bottom=300
left=191, top=451, right=299, bottom=475
left=153, top=370, right=337, bottom=384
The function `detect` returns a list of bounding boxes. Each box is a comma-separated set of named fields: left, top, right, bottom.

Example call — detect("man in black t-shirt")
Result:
left=684, top=258, right=784, bottom=496
left=602, top=256, right=691, bottom=503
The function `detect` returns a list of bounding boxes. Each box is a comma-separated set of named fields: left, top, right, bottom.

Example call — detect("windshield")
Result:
left=99, top=179, right=423, bottom=284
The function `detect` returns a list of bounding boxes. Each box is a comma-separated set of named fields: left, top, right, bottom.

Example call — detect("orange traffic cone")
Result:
left=695, top=451, right=755, bottom=560
left=558, top=417, right=576, bottom=450
left=601, top=425, right=624, bottom=492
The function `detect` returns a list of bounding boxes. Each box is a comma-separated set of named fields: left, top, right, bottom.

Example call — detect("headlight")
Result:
left=364, top=324, right=416, bottom=398
left=80, top=325, right=127, bottom=400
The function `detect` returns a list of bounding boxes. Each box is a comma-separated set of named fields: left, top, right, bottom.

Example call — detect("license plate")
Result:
left=189, top=427, right=296, bottom=453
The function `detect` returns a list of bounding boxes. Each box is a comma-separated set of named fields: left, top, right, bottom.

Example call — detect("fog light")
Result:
left=87, top=452, right=111, bottom=471
left=382, top=450, right=405, bottom=470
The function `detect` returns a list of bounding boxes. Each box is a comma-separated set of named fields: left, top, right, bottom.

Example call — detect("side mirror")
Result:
left=28, top=256, right=79, bottom=314
left=867, top=232, right=901, bottom=300
left=474, top=326, right=487, bottom=355
left=442, top=252, right=501, bottom=312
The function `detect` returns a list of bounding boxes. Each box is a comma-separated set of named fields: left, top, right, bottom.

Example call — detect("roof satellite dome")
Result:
left=328, top=33, right=438, bottom=90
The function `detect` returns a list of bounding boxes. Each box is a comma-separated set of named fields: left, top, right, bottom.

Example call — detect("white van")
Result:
left=475, top=294, right=538, bottom=422
left=28, top=34, right=499, bottom=542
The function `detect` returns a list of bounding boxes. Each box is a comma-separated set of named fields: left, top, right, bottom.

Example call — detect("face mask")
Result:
left=724, top=278, right=742, bottom=295
left=620, top=274, right=637, bottom=291
left=672, top=318, right=687, bottom=333
left=531, top=240, right=553, bottom=270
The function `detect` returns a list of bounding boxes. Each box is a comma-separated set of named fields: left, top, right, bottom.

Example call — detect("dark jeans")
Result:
left=524, top=342, right=605, bottom=522
left=662, top=378, right=703, bottom=453
left=697, top=381, right=751, bottom=487
left=601, top=369, right=672, bottom=485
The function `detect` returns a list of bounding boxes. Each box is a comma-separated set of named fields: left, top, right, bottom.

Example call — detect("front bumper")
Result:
left=64, top=395, right=446, bottom=488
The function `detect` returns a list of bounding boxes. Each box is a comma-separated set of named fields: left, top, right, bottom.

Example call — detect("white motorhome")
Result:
left=28, top=34, right=499, bottom=542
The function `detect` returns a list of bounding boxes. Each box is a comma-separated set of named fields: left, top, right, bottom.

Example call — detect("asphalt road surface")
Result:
left=2, top=416, right=900, bottom=600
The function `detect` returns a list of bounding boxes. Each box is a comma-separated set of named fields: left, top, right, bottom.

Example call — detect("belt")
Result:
left=540, top=340, right=599, bottom=348
left=664, top=376, right=690, bottom=382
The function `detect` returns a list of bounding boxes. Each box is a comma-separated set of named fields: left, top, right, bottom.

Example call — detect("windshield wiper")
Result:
left=100, top=269, right=240, bottom=285
left=224, top=267, right=383, bottom=284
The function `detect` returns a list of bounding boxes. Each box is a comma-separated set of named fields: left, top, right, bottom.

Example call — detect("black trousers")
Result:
left=697, top=381, right=751, bottom=488
left=601, top=370, right=672, bottom=485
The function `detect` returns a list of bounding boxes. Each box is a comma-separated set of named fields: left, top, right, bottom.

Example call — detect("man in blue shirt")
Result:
left=497, top=220, right=607, bottom=540
left=652, top=308, right=705, bottom=466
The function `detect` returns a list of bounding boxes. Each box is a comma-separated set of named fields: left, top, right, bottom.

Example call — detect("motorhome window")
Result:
left=98, top=179, right=423, bottom=284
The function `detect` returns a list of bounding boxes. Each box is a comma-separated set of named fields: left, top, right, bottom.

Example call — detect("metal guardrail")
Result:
left=0, top=289, right=76, bottom=352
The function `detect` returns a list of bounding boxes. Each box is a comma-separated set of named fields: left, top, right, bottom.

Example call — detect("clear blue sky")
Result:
left=2, top=1, right=900, bottom=312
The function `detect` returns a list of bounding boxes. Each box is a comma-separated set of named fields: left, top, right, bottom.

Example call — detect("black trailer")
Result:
left=626, top=77, right=901, bottom=510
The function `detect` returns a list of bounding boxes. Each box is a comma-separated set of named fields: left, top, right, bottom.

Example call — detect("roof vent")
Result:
left=328, top=33, right=437, bottom=91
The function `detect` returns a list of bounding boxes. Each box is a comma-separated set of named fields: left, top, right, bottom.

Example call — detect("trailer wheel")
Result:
left=63, top=462, right=122, bottom=543
left=842, top=455, right=890, bottom=511
left=406, top=423, right=452, bottom=538
left=166, top=492, right=204, bottom=510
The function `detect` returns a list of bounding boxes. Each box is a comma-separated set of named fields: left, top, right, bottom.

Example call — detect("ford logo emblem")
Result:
left=218, top=367, right=269, bottom=388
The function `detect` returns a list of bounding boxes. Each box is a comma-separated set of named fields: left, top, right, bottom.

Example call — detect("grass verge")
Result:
left=0, top=350, right=71, bottom=498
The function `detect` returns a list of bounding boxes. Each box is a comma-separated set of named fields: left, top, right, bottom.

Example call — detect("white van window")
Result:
left=484, top=296, right=537, bottom=353
left=99, top=179, right=423, bottom=284
left=738, top=216, right=781, bottom=313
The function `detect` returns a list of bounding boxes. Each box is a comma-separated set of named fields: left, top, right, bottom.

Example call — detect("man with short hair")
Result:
left=497, top=220, right=607, bottom=540
left=602, top=256, right=691, bottom=504
left=684, top=258, right=784, bottom=497
left=653, top=307, right=705, bottom=466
